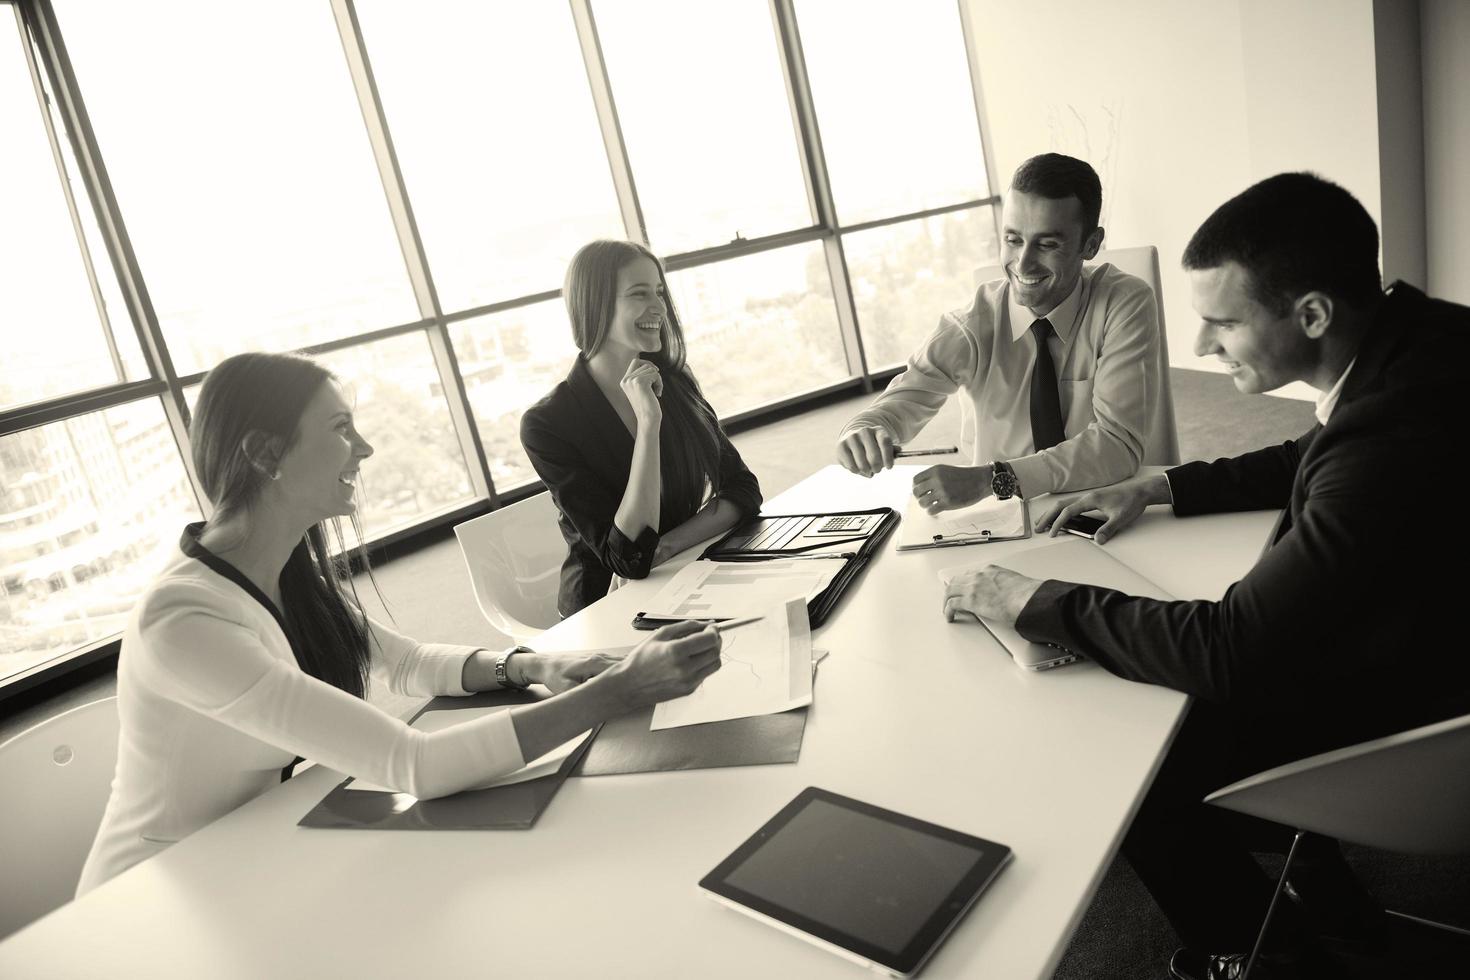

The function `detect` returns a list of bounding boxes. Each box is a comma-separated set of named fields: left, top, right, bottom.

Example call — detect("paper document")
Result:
left=642, top=559, right=844, bottom=620
left=897, top=494, right=1028, bottom=550
left=345, top=704, right=590, bottom=794
left=938, top=537, right=1172, bottom=665
left=651, top=597, right=813, bottom=731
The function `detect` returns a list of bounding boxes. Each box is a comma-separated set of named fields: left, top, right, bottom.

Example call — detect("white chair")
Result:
left=972, top=244, right=1180, bottom=465
left=454, top=492, right=567, bottom=643
left=0, top=696, right=119, bottom=939
left=1206, top=712, right=1470, bottom=977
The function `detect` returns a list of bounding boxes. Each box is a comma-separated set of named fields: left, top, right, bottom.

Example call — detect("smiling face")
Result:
left=601, top=256, right=668, bottom=361
left=271, top=380, right=374, bottom=523
left=1189, top=262, right=1316, bottom=394
left=999, top=189, right=1103, bottom=317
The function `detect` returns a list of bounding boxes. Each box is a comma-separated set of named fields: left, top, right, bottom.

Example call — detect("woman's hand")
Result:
left=621, top=358, right=663, bottom=429
left=604, top=620, right=721, bottom=709
left=1034, top=473, right=1172, bottom=544
left=523, top=651, right=623, bottom=694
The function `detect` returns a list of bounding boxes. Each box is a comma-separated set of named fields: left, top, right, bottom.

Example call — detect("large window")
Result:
left=355, top=1, right=626, bottom=313
left=53, top=0, right=420, bottom=376
left=2, top=0, right=996, bottom=693
left=1, top=402, right=200, bottom=682
left=0, top=11, right=143, bottom=411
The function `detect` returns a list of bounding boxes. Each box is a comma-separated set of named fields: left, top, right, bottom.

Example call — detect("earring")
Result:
left=270, top=471, right=281, bottom=481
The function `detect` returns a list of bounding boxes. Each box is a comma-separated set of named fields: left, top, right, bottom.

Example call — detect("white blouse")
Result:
left=77, top=530, right=523, bottom=895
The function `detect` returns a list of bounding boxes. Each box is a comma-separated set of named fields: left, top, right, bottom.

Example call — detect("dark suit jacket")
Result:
left=1017, top=283, right=1467, bottom=742
left=520, top=357, right=763, bottom=618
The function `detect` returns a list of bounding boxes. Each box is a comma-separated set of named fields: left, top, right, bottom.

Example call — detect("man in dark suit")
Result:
left=943, top=173, right=1467, bottom=980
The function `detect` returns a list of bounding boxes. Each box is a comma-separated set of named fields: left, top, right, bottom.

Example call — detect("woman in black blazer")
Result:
left=520, top=240, right=763, bottom=617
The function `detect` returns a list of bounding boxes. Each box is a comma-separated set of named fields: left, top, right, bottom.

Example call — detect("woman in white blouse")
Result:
left=78, top=351, right=721, bottom=894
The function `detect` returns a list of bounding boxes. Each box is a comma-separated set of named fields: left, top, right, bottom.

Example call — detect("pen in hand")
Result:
left=703, top=615, right=764, bottom=634
left=894, top=446, right=959, bottom=458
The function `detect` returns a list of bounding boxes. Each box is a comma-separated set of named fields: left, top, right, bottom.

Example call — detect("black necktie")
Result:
left=1029, top=318, right=1066, bottom=452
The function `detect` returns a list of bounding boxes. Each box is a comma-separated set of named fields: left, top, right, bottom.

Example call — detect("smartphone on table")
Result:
left=1061, top=514, right=1106, bottom=540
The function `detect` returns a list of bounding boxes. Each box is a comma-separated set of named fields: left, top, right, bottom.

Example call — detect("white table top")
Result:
left=0, top=466, right=1275, bottom=979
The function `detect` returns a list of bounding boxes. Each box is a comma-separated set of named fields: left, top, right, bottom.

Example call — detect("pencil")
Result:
left=706, top=615, right=764, bottom=633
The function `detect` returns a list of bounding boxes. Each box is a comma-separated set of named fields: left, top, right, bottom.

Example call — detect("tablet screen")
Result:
left=725, top=798, right=982, bottom=954
left=701, top=788, right=1011, bottom=975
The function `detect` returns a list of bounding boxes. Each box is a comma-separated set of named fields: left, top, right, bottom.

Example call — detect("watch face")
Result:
left=991, top=468, right=1018, bottom=499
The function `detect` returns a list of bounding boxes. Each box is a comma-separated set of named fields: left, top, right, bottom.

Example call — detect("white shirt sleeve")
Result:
left=364, top=614, right=476, bottom=698
left=840, top=310, right=978, bottom=444
left=135, top=580, right=525, bottom=800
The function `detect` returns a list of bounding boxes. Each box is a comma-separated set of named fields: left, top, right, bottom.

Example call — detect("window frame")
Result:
left=0, top=0, right=999, bottom=705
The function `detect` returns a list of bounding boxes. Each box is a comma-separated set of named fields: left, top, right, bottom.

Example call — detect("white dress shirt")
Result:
left=77, top=533, right=522, bottom=895
left=1314, top=357, right=1358, bottom=426
left=842, top=262, right=1168, bottom=495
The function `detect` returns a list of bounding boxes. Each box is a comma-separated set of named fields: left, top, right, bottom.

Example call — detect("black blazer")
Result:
left=1017, top=283, right=1467, bottom=741
left=520, top=358, right=763, bottom=618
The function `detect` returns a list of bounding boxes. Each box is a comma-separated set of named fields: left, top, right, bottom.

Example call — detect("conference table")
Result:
left=0, top=465, right=1275, bottom=979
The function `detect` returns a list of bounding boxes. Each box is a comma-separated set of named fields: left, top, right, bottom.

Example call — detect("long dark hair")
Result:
left=191, top=351, right=372, bottom=698
left=564, top=240, right=723, bottom=515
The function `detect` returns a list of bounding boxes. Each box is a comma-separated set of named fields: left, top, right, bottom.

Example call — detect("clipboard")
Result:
left=895, top=495, right=1031, bottom=551
left=631, top=507, right=899, bottom=630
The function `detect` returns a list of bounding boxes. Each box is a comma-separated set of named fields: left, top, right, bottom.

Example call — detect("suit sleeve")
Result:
left=709, top=398, right=762, bottom=517
left=1166, top=426, right=1318, bottom=516
left=520, top=403, right=658, bottom=580
left=1014, top=420, right=1397, bottom=705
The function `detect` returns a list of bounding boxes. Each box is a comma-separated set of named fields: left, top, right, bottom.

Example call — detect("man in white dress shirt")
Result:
left=836, top=153, right=1168, bottom=513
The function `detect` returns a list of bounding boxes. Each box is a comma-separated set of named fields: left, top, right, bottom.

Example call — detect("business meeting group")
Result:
left=7, top=147, right=1467, bottom=980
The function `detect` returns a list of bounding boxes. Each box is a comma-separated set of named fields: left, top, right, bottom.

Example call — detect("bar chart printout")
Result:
left=642, top=559, right=846, bottom=619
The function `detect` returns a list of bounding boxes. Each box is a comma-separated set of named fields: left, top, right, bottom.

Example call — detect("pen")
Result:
left=894, top=446, right=959, bottom=458
left=707, top=615, right=764, bottom=633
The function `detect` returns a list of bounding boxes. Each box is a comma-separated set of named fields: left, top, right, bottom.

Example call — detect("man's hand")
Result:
left=912, top=464, right=993, bottom=515
left=1034, top=473, right=1173, bottom=544
left=942, top=565, right=1043, bottom=626
left=836, top=426, right=896, bottom=477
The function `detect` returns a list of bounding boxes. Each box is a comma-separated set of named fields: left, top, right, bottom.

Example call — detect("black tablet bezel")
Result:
left=699, top=787, right=1011, bottom=975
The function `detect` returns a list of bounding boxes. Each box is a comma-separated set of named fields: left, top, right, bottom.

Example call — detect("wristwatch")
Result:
left=990, top=460, right=1020, bottom=500
left=495, top=646, right=532, bottom=691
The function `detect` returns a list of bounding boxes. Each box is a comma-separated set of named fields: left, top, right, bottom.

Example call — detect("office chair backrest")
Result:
left=0, top=696, right=119, bottom=939
left=1205, top=712, right=1470, bottom=855
left=454, top=492, right=567, bottom=643
left=971, top=245, right=1180, bottom=465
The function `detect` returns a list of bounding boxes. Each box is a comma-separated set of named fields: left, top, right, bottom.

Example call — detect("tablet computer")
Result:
left=698, top=787, right=1011, bottom=977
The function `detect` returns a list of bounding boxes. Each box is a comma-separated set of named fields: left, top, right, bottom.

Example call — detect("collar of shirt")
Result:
left=1314, top=356, right=1358, bottom=426
left=1006, top=272, right=1085, bottom=346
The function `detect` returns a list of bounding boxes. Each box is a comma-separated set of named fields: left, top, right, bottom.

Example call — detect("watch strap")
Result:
left=495, top=647, right=531, bottom=691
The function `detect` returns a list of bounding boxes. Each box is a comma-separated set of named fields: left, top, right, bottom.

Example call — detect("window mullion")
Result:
left=14, top=3, right=124, bottom=385
left=768, top=0, right=869, bottom=385
left=24, top=0, right=206, bottom=516
left=330, top=0, right=493, bottom=503
left=569, top=0, right=648, bottom=246
left=957, top=0, right=1003, bottom=246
